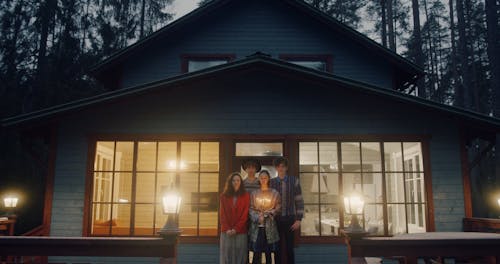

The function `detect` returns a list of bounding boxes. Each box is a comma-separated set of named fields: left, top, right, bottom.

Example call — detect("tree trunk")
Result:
left=455, top=0, right=472, bottom=109
left=140, top=0, right=146, bottom=38
left=411, top=0, right=425, bottom=98
left=32, top=0, right=56, bottom=112
left=381, top=0, right=388, bottom=47
left=387, top=0, right=396, bottom=51
left=449, top=0, right=459, bottom=100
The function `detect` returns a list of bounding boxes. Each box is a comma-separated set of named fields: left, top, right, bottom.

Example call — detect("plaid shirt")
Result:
left=270, top=175, right=304, bottom=221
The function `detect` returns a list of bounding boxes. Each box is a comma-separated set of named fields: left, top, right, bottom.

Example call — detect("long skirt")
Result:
left=220, top=232, right=248, bottom=264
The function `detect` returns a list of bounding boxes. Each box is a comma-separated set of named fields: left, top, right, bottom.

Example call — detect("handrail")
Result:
left=0, top=235, right=178, bottom=264
left=22, top=225, right=48, bottom=236
left=463, top=217, right=500, bottom=233
left=0, top=236, right=177, bottom=257
left=345, top=232, right=500, bottom=264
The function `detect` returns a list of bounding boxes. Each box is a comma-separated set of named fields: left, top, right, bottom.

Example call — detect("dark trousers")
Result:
left=252, top=228, right=273, bottom=264
left=276, top=216, right=296, bottom=264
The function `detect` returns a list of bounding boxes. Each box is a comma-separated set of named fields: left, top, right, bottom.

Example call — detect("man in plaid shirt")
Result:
left=270, top=157, right=304, bottom=264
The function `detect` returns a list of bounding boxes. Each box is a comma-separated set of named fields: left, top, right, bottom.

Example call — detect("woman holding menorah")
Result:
left=249, top=170, right=281, bottom=264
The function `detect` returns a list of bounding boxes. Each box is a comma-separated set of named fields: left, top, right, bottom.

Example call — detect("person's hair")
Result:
left=258, top=170, right=271, bottom=187
left=222, top=172, right=246, bottom=196
left=273, top=157, right=289, bottom=167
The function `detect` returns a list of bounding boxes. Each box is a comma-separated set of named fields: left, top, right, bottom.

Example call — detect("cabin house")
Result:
left=2, top=0, right=500, bottom=263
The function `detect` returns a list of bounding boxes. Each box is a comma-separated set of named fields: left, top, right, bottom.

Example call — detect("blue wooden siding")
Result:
left=49, top=75, right=464, bottom=263
left=121, top=0, right=394, bottom=90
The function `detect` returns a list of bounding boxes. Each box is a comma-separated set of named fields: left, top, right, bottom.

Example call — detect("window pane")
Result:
left=93, top=172, right=113, bottom=203
left=181, top=142, right=199, bottom=171
left=341, top=142, right=361, bottom=170
left=361, top=142, right=381, bottom=172
left=300, top=173, right=319, bottom=204
left=386, top=173, right=405, bottom=203
left=155, top=204, right=168, bottom=232
left=158, top=142, right=177, bottom=171
left=136, top=173, right=155, bottom=203
left=388, top=204, right=406, bottom=235
left=384, top=142, right=403, bottom=172
left=319, top=142, right=338, bottom=172
left=405, top=173, right=425, bottom=203
left=403, top=142, right=423, bottom=172
left=406, top=204, right=426, bottom=233
left=115, top=142, right=134, bottom=171
left=343, top=173, right=362, bottom=196
left=289, top=61, right=326, bottom=71
left=114, top=172, right=132, bottom=203
left=301, top=204, right=319, bottom=236
left=92, top=203, right=111, bottom=235
left=137, top=142, right=156, bottom=171
left=188, top=60, right=228, bottom=72
left=200, top=211, right=218, bottom=236
left=320, top=173, right=339, bottom=204
left=94, top=141, right=114, bottom=171
left=111, top=204, right=131, bottom=236
left=201, top=142, right=219, bottom=171
left=363, top=173, right=383, bottom=204
left=179, top=204, right=198, bottom=236
left=200, top=173, right=219, bottom=192
left=364, top=204, right=384, bottom=236
left=236, top=143, right=283, bottom=156
left=157, top=173, right=176, bottom=202
left=134, top=204, right=154, bottom=236
left=179, top=173, right=198, bottom=204
left=320, top=205, right=340, bottom=236
left=299, top=142, right=318, bottom=172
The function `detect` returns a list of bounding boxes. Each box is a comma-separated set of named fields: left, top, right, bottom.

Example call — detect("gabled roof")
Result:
left=89, top=0, right=423, bottom=85
left=3, top=54, right=499, bottom=137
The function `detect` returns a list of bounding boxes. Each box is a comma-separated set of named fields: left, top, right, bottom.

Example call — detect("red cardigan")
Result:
left=220, top=192, right=250, bottom=234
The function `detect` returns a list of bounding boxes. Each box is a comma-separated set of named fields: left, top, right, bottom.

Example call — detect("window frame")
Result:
left=180, top=54, right=236, bottom=73
left=84, top=135, right=223, bottom=243
left=279, top=54, right=333, bottom=73
left=83, top=134, right=434, bottom=245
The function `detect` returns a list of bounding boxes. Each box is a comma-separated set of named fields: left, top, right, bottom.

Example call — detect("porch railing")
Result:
left=0, top=235, right=178, bottom=264
left=463, top=217, right=500, bottom=233
left=345, top=232, right=500, bottom=264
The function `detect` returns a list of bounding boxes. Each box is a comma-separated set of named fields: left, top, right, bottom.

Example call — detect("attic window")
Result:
left=279, top=54, right=332, bottom=72
left=181, top=54, right=235, bottom=73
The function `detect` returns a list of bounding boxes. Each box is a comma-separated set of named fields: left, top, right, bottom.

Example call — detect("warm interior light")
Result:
left=344, top=194, right=364, bottom=215
left=497, top=198, right=500, bottom=208
left=162, top=192, right=182, bottom=214
left=4, top=197, right=18, bottom=208
left=167, top=160, right=187, bottom=170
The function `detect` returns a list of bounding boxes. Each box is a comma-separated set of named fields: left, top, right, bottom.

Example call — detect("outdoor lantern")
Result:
left=3, top=196, right=18, bottom=208
left=343, top=193, right=367, bottom=235
left=158, top=189, right=182, bottom=236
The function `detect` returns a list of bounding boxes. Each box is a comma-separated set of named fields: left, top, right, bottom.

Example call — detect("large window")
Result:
left=299, top=141, right=427, bottom=237
left=90, top=140, right=220, bottom=237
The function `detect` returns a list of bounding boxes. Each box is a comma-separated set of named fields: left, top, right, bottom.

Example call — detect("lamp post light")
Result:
left=343, top=193, right=367, bottom=237
left=158, top=189, right=182, bottom=236
left=3, top=195, right=19, bottom=219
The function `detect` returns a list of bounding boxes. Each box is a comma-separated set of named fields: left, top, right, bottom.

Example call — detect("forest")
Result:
left=0, top=0, right=499, bottom=232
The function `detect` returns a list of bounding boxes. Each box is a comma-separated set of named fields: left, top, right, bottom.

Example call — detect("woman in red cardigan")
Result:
left=220, top=172, right=250, bottom=264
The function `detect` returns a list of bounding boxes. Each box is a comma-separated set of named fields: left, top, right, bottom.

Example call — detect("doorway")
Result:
left=231, top=142, right=285, bottom=179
